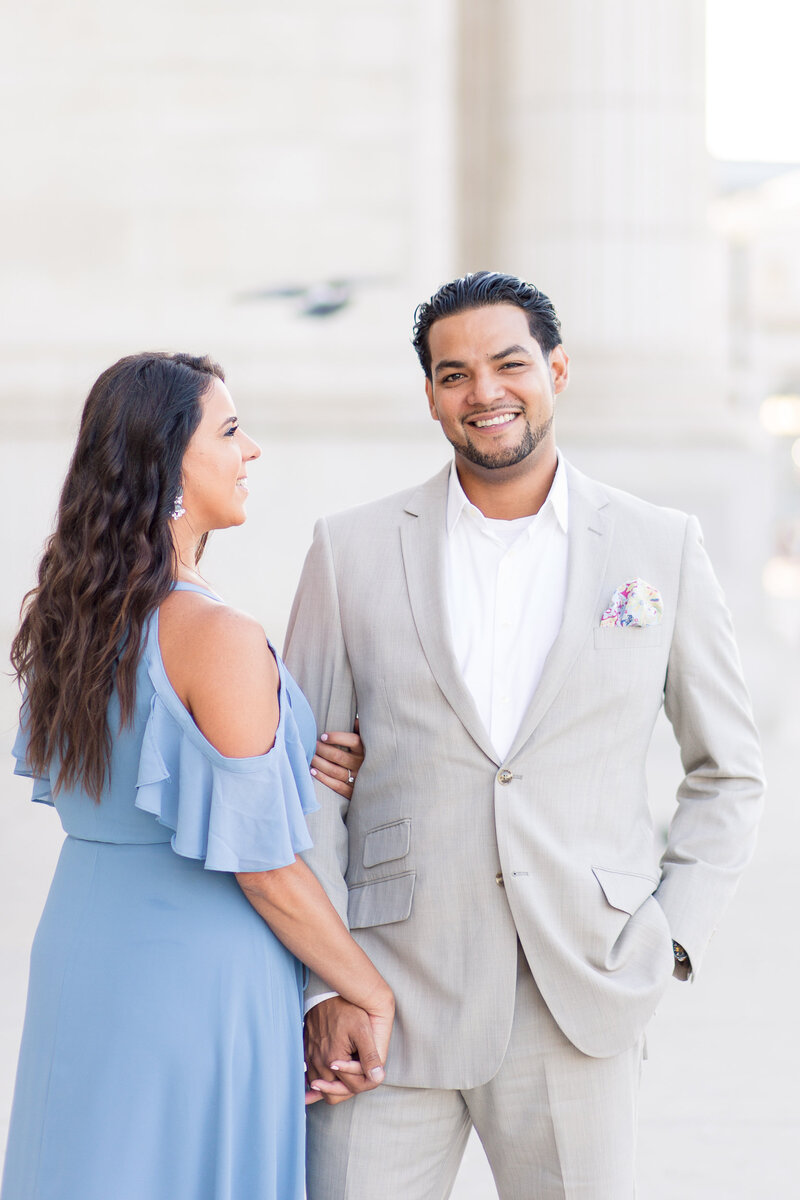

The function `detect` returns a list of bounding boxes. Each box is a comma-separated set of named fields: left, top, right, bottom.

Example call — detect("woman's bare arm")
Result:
left=158, top=593, right=393, bottom=1092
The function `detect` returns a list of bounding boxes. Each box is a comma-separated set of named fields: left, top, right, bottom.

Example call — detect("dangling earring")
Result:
left=171, top=490, right=186, bottom=521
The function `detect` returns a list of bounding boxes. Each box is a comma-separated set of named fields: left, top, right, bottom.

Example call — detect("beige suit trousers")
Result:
left=306, top=948, right=643, bottom=1200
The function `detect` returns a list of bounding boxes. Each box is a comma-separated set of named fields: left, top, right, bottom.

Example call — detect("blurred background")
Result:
left=1, top=1, right=798, bottom=1194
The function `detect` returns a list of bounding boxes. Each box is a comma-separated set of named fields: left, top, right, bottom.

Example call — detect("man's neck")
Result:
left=455, top=446, right=559, bottom=520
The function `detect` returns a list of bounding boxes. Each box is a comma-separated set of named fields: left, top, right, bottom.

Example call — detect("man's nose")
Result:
left=470, top=370, right=505, bottom=405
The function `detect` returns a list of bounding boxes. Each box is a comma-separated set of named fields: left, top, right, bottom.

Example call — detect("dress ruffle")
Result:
left=12, top=716, right=54, bottom=806
left=135, top=678, right=319, bottom=873
left=11, top=600, right=320, bottom=874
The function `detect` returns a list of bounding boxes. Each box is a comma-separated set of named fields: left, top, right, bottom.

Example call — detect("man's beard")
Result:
left=454, top=414, right=553, bottom=471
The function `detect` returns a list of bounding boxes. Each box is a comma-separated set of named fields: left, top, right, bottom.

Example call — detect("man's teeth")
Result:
left=473, top=413, right=517, bottom=428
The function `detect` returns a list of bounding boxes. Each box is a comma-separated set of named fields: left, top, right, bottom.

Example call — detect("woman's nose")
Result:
left=243, top=433, right=261, bottom=461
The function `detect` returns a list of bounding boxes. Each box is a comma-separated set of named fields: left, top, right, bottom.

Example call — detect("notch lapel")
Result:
left=505, top=466, right=613, bottom=762
left=400, top=468, right=500, bottom=765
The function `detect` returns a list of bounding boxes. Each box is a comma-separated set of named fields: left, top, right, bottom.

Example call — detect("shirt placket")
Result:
left=491, top=540, right=520, bottom=757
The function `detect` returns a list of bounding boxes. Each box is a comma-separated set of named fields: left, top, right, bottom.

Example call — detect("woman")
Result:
left=2, top=353, right=393, bottom=1200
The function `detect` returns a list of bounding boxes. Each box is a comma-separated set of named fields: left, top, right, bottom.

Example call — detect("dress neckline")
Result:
left=171, top=581, right=223, bottom=602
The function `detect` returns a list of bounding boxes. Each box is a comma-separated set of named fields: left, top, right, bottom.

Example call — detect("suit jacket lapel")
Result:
left=505, top=465, right=613, bottom=762
left=400, top=466, right=501, bottom=765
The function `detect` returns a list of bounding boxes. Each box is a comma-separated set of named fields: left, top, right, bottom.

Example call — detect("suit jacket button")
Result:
left=498, top=769, right=513, bottom=784
left=495, top=872, right=504, bottom=886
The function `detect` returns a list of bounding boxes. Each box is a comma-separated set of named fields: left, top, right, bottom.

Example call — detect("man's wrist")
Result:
left=672, top=940, right=690, bottom=967
left=303, top=990, right=339, bottom=1016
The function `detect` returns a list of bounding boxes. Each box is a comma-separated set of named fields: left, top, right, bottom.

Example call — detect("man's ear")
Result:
left=549, top=346, right=570, bottom=395
left=425, top=377, right=439, bottom=422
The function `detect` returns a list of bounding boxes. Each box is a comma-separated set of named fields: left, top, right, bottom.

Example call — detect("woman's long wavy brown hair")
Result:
left=10, top=352, right=224, bottom=802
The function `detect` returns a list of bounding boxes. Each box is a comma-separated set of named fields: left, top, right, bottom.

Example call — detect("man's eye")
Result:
left=500, top=361, right=525, bottom=369
left=441, top=373, right=465, bottom=384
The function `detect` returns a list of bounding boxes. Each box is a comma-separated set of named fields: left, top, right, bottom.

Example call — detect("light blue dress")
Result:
left=2, top=584, right=318, bottom=1200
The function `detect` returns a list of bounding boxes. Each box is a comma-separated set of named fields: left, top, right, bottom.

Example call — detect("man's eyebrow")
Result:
left=434, top=344, right=532, bottom=375
left=489, top=344, right=531, bottom=361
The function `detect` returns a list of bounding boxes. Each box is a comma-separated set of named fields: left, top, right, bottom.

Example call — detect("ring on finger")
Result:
left=347, top=771, right=355, bottom=784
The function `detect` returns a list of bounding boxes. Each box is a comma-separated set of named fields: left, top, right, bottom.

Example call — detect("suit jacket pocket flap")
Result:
left=347, top=871, right=416, bottom=929
left=363, top=818, right=411, bottom=868
left=592, top=867, right=659, bottom=915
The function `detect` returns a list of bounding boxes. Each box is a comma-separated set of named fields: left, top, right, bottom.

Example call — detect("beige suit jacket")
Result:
left=284, top=462, right=764, bottom=1089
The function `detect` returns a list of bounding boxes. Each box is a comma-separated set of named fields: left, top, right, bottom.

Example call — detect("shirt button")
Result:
left=498, top=769, right=513, bottom=784
left=495, top=871, right=504, bottom=886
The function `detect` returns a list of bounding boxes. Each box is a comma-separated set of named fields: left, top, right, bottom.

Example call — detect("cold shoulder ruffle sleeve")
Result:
left=136, top=621, right=319, bottom=872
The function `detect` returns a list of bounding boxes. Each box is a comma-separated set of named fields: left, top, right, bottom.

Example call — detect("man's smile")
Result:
left=466, top=411, right=521, bottom=429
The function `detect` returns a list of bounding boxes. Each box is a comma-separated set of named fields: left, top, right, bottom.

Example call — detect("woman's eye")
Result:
left=224, top=425, right=239, bottom=437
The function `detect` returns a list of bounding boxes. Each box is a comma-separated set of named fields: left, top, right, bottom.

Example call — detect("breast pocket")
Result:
left=362, top=818, right=411, bottom=868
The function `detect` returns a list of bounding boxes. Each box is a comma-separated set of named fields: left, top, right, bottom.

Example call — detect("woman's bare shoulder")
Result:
left=160, top=589, right=270, bottom=655
left=159, top=590, right=280, bottom=756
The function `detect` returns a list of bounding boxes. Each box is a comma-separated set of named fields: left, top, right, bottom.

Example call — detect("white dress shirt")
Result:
left=444, top=456, right=569, bottom=760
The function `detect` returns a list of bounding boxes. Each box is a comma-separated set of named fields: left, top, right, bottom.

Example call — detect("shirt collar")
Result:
left=446, top=452, right=569, bottom=535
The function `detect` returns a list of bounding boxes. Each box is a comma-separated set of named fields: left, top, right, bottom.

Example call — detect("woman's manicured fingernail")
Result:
left=320, top=733, right=329, bottom=741
left=310, top=768, right=318, bottom=777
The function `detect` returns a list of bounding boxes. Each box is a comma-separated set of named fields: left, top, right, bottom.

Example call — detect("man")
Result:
left=284, top=271, right=764, bottom=1199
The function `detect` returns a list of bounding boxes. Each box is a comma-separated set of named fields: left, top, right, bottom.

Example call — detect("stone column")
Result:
left=455, top=0, right=766, bottom=610
left=457, top=0, right=727, bottom=433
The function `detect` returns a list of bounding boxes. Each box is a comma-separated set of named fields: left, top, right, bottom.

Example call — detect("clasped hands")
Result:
left=304, top=994, right=395, bottom=1106
left=305, top=725, right=393, bottom=1105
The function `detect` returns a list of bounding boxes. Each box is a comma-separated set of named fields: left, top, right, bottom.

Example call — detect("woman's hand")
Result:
left=310, top=719, right=364, bottom=799
left=236, top=858, right=393, bottom=1107
left=305, top=984, right=395, bottom=1105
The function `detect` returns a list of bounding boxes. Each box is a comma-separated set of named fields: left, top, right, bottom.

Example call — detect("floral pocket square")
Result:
left=600, top=578, right=663, bottom=628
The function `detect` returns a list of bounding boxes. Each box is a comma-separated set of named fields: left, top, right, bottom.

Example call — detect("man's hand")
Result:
left=305, top=994, right=394, bottom=1106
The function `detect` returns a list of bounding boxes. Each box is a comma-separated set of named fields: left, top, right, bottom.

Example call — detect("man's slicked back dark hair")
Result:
left=411, top=270, right=562, bottom=379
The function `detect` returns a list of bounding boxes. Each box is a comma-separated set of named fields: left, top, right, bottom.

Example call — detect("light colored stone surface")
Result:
left=457, top=0, right=732, bottom=442
left=0, top=1, right=457, bottom=430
